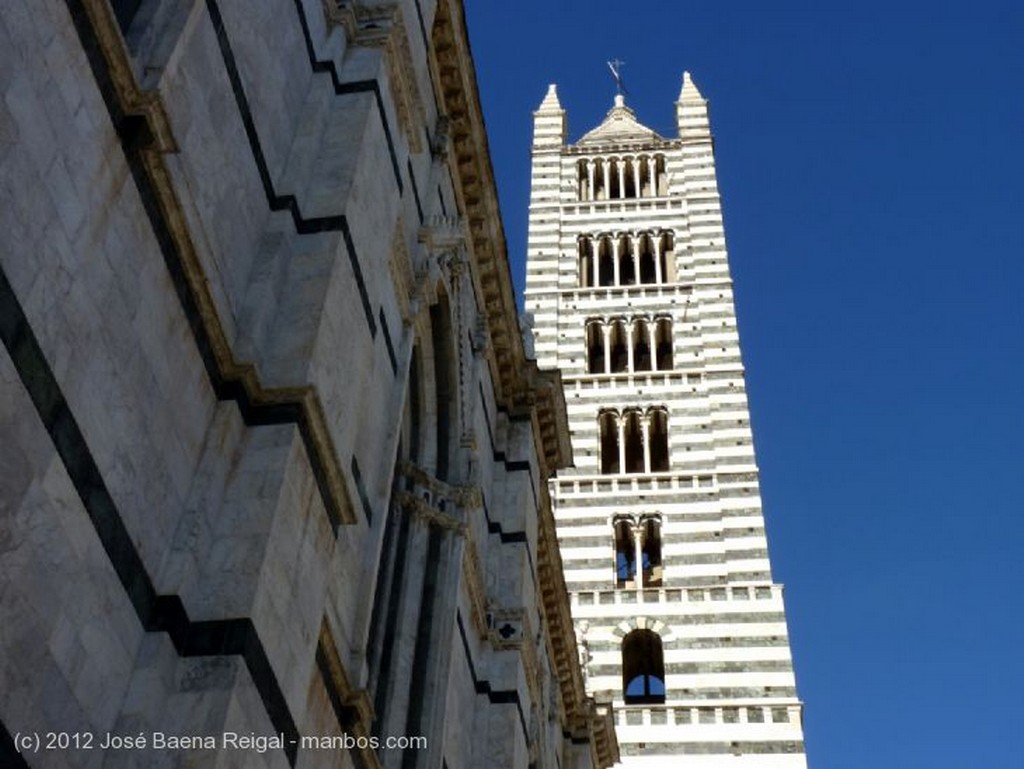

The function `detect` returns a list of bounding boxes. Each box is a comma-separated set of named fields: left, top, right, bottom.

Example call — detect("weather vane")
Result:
left=607, top=59, right=628, bottom=97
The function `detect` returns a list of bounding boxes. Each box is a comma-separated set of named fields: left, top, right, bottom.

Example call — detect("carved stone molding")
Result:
left=322, top=0, right=425, bottom=153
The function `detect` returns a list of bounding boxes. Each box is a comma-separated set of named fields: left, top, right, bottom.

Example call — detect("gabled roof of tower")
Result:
left=576, top=94, right=662, bottom=146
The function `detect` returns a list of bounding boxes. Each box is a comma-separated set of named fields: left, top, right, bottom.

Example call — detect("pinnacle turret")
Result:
left=533, top=84, right=566, bottom=147
left=676, top=71, right=710, bottom=139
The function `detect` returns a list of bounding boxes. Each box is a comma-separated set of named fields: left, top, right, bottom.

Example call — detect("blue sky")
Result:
left=465, top=2, right=1024, bottom=766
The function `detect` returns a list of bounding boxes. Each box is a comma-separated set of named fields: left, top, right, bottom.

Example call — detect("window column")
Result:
left=654, top=232, right=663, bottom=284
left=617, top=415, right=626, bottom=475
left=602, top=323, right=612, bottom=375
left=612, top=235, right=621, bottom=286
left=631, top=231, right=641, bottom=285
left=633, top=522, right=645, bottom=587
left=640, top=413, right=652, bottom=474
left=626, top=319, right=636, bottom=372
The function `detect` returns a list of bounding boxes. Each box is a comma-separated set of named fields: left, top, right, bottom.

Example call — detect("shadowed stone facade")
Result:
left=0, top=1, right=617, bottom=768
left=524, top=78, right=808, bottom=767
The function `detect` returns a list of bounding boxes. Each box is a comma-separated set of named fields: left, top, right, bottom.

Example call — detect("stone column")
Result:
left=612, top=236, right=621, bottom=286
left=602, top=159, right=610, bottom=200
left=631, top=156, right=640, bottom=198
left=617, top=159, right=625, bottom=200
left=633, top=523, right=645, bottom=587
left=654, top=233, right=663, bottom=284
left=622, top=319, right=630, bottom=374
left=648, top=322, right=659, bottom=372
left=631, top=233, right=640, bottom=285
left=617, top=415, right=626, bottom=474
left=602, top=323, right=612, bottom=375
left=641, top=413, right=652, bottom=474
left=587, top=160, right=595, bottom=201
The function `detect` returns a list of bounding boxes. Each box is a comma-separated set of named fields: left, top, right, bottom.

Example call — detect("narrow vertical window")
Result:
left=599, top=411, right=620, bottom=474
left=618, top=234, right=635, bottom=285
left=609, top=320, right=628, bottom=374
left=598, top=236, right=615, bottom=287
left=586, top=321, right=605, bottom=374
left=655, top=318, right=673, bottom=370
left=633, top=319, right=651, bottom=372
left=641, top=516, right=663, bottom=587
left=649, top=408, right=669, bottom=472
left=623, top=410, right=644, bottom=474
left=613, top=517, right=636, bottom=587
left=638, top=233, right=657, bottom=284
left=578, top=236, right=594, bottom=287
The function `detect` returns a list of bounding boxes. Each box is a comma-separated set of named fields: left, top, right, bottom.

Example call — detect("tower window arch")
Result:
left=609, top=319, right=628, bottom=373
left=578, top=237, right=594, bottom=287
left=586, top=320, right=604, bottom=374
left=623, top=157, right=637, bottom=199
left=608, top=157, right=621, bottom=199
left=655, top=317, right=673, bottom=370
left=597, top=236, right=614, bottom=286
left=577, top=159, right=589, bottom=201
left=648, top=407, right=670, bottom=472
left=623, top=409, right=644, bottom=473
left=641, top=515, right=663, bottom=587
left=429, top=296, right=456, bottom=481
left=622, top=629, right=666, bottom=704
left=618, top=234, right=635, bottom=285
left=599, top=411, right=620, bottom=474
left=613, top=516, right=636, bottom=587
left=632, top=319, right=651, bottom=372
left=638, top=233, right=657, bottom=284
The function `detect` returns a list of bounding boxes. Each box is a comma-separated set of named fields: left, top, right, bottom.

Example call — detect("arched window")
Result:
left=638, top=233, right=657, bottom=284
left=654, top=154, right=668, bottom=196
left=641, top=516, right=663, bottom=587
left=597, top=236, right=614, bottom=287
left=578, top=237, right=594, bottom=287
left=594, top=158, right=607, bottom=201
left=622, top=630, right=666, bottom=704
left=618, top=234, right=635, bottom=286
left=429, top=297, right=456, bottom=481
left=639, top=155, right=653, bottom=197
left=613, top=516, right=636, bottom=587
left=577, top=159, right=589, bottom=201
left=623, top=410, right=644, bottom=474
left=608, top=157, right=621, bottom=199
left=609, top=319, right=628, bottom=374
left=655, top=318, right=673, bottom=370
left=586, top=321, right=604, bottom=374
left=599, top=411, right=620, bottom=474
left=623, top=157, right=637, bottom=199
left=406, top=346, right=422, bottom=463
left=632, top=319, right=651, bottom=372
left=648, top=408, right=669, bottom=473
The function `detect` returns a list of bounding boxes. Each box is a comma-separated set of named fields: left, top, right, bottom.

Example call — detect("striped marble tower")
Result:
left=524, top=74, right=808, bottom=767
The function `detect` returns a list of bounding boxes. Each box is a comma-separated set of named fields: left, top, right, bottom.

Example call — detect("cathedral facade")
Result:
left=0, top=1, right=615, bottom=768
left=524, top=78, right=808, bottom=766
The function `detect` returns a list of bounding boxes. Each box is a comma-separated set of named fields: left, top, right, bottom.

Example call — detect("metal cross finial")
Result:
left=607, top=59, right=628, bottom=97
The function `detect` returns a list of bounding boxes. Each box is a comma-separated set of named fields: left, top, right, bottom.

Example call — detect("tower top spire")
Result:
left=537, top=83, right=562, bottom=112
left=678, top=70, right=704, bottom=101
left=676, top=71, right=710, bottom=139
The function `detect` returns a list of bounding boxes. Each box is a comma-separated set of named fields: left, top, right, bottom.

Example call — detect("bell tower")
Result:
left=524, top=74, right=809, bottom=766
